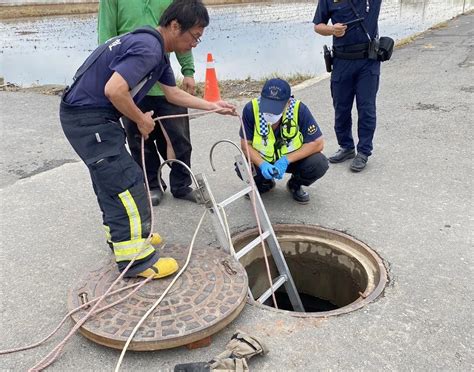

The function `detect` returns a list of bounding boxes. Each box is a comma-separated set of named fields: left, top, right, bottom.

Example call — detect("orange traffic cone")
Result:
left=203, top=53, right=221, bottom=102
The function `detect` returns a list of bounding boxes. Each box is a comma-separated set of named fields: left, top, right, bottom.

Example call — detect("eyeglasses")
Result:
left=187, top=30, right=202, bottom=45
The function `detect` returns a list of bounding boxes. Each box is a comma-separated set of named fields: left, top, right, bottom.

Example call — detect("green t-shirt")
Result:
left=97, top=0, right=195, bottom=96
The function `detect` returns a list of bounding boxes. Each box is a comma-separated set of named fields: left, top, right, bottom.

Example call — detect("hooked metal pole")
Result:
left=157, top=159, right=205, bottom=204
left=209, top=139, right=245, bottom=172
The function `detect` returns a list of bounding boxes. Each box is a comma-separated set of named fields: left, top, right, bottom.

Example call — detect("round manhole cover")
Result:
left=232, top=224, right=388, bottom=317
left=68, top=244, right=248, bottom=350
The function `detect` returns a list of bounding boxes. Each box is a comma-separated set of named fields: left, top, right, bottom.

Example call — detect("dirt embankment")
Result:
left=0, top=75, right=311, bottom=101
left=0, top=3, right=99, bottom=19
left=0, top=0, right=268, bottom=19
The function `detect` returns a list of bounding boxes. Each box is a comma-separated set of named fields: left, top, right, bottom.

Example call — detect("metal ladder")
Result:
left=194, top=149, right=305, bottom=312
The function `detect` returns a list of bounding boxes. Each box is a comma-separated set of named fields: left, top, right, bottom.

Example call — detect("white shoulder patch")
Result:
left=307, top=124, right=318, bottom=135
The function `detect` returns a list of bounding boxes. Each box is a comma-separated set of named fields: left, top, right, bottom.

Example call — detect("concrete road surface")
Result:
left=0, top=13, right=472, bottom=371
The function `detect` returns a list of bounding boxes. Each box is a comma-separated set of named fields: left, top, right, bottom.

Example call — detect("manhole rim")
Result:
left=76, top=299, right=247, bottom=351
left=232, top=223, right=388, bottom=318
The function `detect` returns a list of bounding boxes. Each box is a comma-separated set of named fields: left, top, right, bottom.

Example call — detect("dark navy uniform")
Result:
left=59, top=28, right=175, bottom=277
left=313, top=0, right=382, bottom=157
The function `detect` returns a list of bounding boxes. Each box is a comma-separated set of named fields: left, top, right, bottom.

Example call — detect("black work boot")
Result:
left=350, top=153, right=368, bottom=172
left=286, top=179, right=310, bottom=204
left=245, top=180, right=275, bottom=200
left=329, top=147, right=356, bottom=163
left=149, top=188, right=164, bottom=206
left=174, top=189, right=199, bottom=203
left=259, top=179, right=276, bottom=194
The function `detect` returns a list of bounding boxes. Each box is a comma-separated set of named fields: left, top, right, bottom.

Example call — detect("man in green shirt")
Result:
left=98, top=0, right=197, bottom=205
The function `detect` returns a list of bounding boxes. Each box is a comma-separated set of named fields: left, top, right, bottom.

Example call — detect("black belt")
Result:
left=333, top=43, right=369, bottom=60
left=60, top=100, right=120, bottom=120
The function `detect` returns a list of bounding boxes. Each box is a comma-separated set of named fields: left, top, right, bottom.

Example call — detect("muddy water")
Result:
left=0, top=0, right=472, bottom=86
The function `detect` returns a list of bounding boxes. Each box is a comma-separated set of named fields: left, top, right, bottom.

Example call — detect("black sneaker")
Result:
left=286, top=180, right=310, bottom=204
left=350, top=153, right=368, bottom=172
left=150, top=188, right=164, bottom=206
left=329, top=148, right=356, bottom=163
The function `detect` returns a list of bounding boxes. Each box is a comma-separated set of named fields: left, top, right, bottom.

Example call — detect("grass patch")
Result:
left=395, top=12, right=472, bottom=48
left=396, top=21, right=449, bottom=48
left=1, top=73, right=315, bottom=100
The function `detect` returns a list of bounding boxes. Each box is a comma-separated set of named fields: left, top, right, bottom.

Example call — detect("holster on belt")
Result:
left=323, top=45, right=333, bottom=72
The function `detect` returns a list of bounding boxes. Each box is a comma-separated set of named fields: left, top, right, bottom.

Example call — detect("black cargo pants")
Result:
left=59, top=99, right=158, bottom=277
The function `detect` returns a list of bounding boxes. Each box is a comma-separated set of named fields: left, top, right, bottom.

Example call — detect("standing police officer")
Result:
left=60, top=0, right=235, bottom=280
left=313, top=0, right=382, bottom=172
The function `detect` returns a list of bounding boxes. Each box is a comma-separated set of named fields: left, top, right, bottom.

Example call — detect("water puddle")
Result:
left=0, top=0, right=471, bottom=86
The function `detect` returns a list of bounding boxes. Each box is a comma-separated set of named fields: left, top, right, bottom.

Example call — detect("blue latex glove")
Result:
left=274, top=156, right=289, bottom=179
left=259, top=161, right=278, bottom=180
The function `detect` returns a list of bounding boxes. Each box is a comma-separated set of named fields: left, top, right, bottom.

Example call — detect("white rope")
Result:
left=114, top=211, right=207, bottom=372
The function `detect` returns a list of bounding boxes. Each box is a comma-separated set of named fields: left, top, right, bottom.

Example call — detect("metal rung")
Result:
left=198, top=154, right=305, bottom=312
left=235, top=231, right=271, bottom=259
left=257, top=275, right=287, bottom=304
left=218, top=186, right=253, bottom=208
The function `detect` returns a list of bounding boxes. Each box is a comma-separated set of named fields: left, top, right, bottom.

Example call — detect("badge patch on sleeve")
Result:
left=307, top=124, right=318, bottom=135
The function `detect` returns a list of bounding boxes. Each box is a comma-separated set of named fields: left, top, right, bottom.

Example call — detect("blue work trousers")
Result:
left=331, top=58, right=380, bottom=156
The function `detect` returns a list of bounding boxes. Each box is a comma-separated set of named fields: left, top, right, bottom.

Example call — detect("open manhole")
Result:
left=232, top=224, right=388, bottom=317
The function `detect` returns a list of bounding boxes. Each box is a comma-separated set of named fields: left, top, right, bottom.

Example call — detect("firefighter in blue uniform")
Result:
left=59, top=0, right=235, bottom=279
left=313, top=0, right=382, bottom=172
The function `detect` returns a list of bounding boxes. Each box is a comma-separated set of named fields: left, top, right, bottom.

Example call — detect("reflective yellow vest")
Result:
left=251, top=98, right=304, bottom=163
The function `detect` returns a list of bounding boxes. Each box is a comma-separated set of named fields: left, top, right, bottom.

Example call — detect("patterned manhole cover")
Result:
left=68, top=244, right=248, bottom=350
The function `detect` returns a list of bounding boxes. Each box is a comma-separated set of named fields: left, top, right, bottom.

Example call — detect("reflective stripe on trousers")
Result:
left=60, top=103, right=158, bottom=277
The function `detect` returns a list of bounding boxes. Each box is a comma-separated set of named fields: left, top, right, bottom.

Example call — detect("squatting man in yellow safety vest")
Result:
left=237, top=78, right=329, bottom=204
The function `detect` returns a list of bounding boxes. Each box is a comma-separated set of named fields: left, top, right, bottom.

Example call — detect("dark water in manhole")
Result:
left=245, top=252, right=364, bottom=312
left=234, top=224, right=388, bottom=315
left=264, top=291, right=339, bottom=312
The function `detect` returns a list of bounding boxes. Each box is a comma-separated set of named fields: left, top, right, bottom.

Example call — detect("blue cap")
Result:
left=259, top=78, right=291, bottom=115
